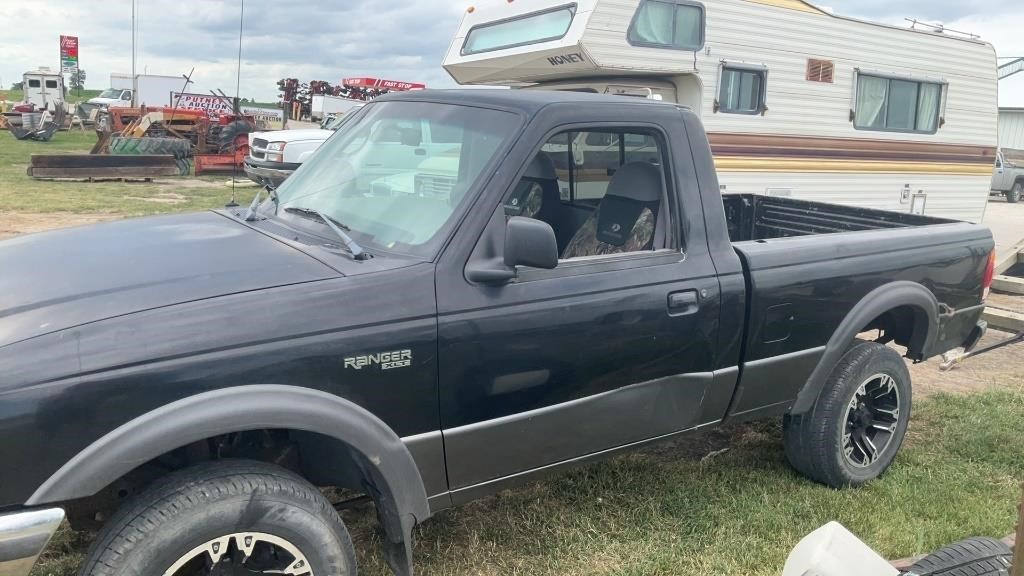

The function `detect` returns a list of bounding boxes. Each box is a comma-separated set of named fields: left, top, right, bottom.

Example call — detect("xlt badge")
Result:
left=344, top=350, right=412, bottom=370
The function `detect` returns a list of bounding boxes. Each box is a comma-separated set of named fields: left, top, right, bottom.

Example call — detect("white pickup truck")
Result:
left=244, top=111, right=360, bottom=186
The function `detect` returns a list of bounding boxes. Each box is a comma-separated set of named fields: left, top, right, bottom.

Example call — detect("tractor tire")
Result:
left=78, top=460, right=357, bottom=576
left=783, top=340, right=911, bottom=487
left=110, top=137, right=192, bottom=161
left=219, top=120, right=254, bottom=153
left=908, top=537, right=1013, bottom=576
left=1007, top=182, right=1022, bottom=204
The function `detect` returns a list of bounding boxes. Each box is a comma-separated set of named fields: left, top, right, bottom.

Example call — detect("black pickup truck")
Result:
left=0, top=90, right=995, bottom=576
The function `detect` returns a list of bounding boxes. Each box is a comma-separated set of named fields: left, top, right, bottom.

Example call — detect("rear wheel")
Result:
left=78, top=460, right=356, bottom=576
left=1007, top=181, right=1022, bottom=203
left=783, top=341, right=911, bottom=487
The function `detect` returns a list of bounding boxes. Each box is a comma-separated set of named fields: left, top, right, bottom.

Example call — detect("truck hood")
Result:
left=250, top=129, right=332, bottom=143
left=0, top=212, right=339, bottom=349
left=86, top=97, right=120, bottom=106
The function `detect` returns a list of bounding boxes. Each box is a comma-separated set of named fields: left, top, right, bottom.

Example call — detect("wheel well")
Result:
left=63, top=428, right=371, bottom=530
left=860, top=304, right=929, bottom=360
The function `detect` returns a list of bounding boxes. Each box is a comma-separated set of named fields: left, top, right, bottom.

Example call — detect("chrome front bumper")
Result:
left=0, top=508, right=64, bottom=576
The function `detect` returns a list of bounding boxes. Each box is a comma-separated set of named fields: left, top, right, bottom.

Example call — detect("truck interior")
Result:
left=508, top=129, right=956, bottom=256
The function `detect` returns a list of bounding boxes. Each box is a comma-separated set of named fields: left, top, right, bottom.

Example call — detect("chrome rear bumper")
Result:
left=0, top=508, right=64, bottom=576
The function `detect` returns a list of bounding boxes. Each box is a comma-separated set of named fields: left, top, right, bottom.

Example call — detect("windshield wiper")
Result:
left=284, top=207, right=370, bottom=261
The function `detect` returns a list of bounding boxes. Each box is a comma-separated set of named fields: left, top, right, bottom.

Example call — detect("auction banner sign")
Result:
left=60, top=35, right=79, bottom=74
left=241, top=106, right=284, bottom=130
left=171, top=92, right=233, bottom=115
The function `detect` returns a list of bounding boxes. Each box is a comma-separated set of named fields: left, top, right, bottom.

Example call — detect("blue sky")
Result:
left=1, top=0, right=1021, bottom=105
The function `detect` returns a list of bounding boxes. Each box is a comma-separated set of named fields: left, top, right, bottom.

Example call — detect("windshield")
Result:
left=276, top=101, right=520, bottom=258
left=324, top=112, right=357, bottom=130
left=98, top=89, right=122, bottom=99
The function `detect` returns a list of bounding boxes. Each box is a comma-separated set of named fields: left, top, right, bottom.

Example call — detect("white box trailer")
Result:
left=310, top=94, right=363, bottom=121
left=21, top=67, right=65, bottom=110
left=443, top=0, right=999, bottom=223
left=89, top=73, right=188, bottom=108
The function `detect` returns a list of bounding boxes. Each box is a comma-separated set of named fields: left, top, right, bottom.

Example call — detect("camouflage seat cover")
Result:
left=562, top=162, right=663, bottom=259
left=506, top=153, right=556, bottom=219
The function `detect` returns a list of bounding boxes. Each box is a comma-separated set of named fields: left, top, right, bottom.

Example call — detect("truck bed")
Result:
left=722, top=194, right=955, bottom=242
left=719, top=193, right=991, bottom=421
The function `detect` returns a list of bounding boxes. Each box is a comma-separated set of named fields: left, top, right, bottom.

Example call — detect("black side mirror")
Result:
left=505, top=217, right=558, bottom=270
left=466, top=217, right=558, bottom=284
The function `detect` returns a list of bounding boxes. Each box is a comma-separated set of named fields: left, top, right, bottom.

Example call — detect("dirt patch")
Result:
left=0, top=212, right=121, bottom=239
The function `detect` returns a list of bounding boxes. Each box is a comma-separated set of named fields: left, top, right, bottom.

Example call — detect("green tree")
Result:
left=10, top=81, right=24, bottom=91
left=70, top=69, right=87, bottom=90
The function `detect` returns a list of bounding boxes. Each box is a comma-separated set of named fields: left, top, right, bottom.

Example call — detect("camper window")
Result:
left=854, top=73, right=943, bottom=134
left=627, top=0, right=704, bottom=51
left=718, top=67, right=766, bottom=115
left=28, top=79, right=41, bottom=88
left=45, top=80, right=58, bottom=89
left=461, top=4, right=576, bottom=55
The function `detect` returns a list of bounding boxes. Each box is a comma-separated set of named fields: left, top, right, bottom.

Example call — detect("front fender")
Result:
left=28, top=385, right=430, bottom=574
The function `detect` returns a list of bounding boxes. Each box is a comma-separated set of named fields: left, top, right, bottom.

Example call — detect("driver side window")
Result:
left=505, top=128, right=671, bottom=260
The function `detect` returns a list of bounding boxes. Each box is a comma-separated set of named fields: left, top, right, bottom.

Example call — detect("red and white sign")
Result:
left=60, top=35, right=79, bottom=74
left=342, top=77, right=426, bottom=91
left=171, top=92, right=233, bottom=115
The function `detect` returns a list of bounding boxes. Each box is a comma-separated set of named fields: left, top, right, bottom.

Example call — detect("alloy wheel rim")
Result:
left=161, top=532, right=313, bottom=576
left=842, top=373, right=901, bottom=468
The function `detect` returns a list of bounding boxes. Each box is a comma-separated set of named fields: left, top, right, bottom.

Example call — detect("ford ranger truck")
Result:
left=0, top=90, right=994, bottom=576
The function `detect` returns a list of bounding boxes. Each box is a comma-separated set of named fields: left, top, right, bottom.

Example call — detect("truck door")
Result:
left=436, top=118, right=727, bottom=495
left=992, top=151, right=1010, bottom=191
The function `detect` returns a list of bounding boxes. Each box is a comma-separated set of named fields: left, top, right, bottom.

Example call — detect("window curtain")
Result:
left=855, top=75, right=888, bottom=129
left=916, top=83, right=942, bottom=132
left=632, top=1, right=674, bottom=45
left=720, top=69, right=741, bottom=111
left=673, top=5, right=702, bottom=49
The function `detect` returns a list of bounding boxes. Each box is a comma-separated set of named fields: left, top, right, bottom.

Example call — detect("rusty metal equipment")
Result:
left=97, top=99, right=255, bottom=175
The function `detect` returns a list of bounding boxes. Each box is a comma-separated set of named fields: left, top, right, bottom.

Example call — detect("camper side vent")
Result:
left=806, top=59, right=835, bottom=83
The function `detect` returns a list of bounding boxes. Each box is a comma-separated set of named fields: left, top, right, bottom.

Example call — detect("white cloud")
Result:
left=2, top=0, right=1020, bottom=107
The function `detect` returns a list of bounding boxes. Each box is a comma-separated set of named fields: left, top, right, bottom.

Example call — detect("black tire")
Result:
left=78, top=460, right=357, bottom=576
left=909, top=537, right=1013, bottom=576
left=219, top=119, right=254, bottom=153
left=1008, top=182, right=1022, bottom=204
left=783, top=341, right=911, bottom=487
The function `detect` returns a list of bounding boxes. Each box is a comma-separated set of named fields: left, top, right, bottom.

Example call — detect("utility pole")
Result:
left=131, top=0, right=138, bottom=107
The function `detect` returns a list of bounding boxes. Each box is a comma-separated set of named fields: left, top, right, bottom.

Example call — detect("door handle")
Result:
left=668, top=290, right=700, bottom=315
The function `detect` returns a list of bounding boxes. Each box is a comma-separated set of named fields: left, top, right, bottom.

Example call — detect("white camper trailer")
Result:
left=443, top=0, right=999, bottom=222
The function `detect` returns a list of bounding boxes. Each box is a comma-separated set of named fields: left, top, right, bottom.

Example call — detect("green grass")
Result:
left=1, top=89, right=103, bottom=105
left=0, top=131, right=238, bottom=216
left=30, top=388, right=1024, bottom=576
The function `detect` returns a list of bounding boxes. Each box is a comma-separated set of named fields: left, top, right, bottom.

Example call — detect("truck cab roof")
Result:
left=374, top=88, right=676, bottom=114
